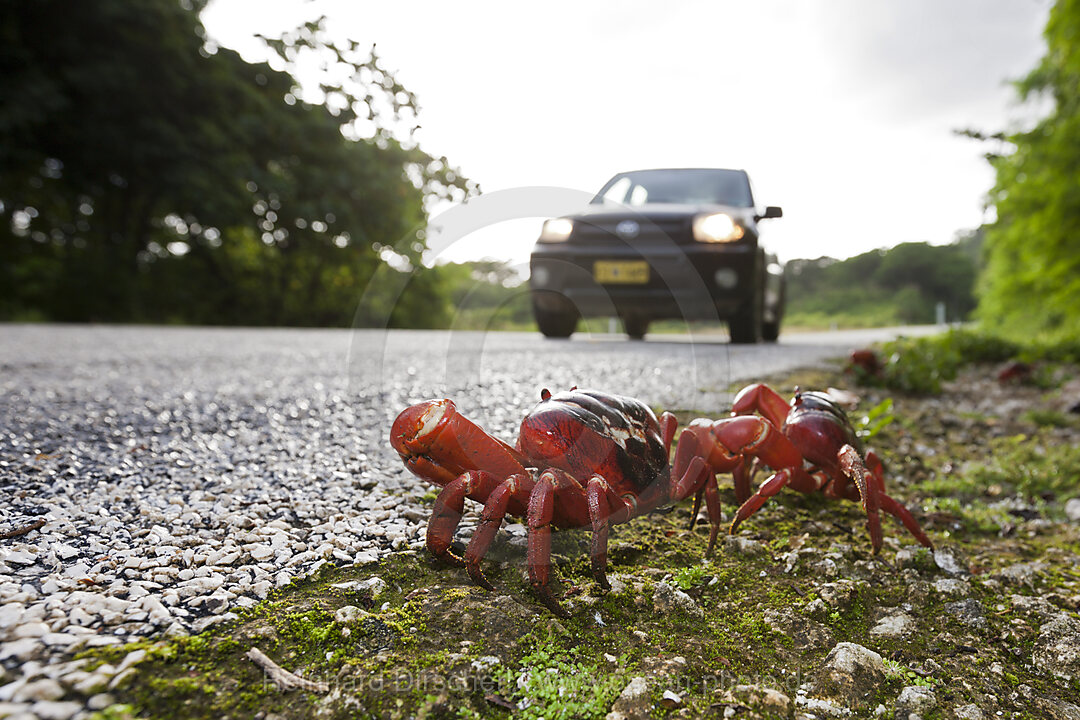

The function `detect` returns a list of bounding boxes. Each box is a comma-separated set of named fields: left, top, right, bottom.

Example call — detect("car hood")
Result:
left=566, top=202, right=757, bottom=223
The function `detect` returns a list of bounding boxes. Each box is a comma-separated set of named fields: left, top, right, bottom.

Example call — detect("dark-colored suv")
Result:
left=529, top=168, right=784, bottom=342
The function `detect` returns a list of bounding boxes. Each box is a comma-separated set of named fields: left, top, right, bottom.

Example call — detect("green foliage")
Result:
left=498, top=641, right=626, bottom=720
left=914, top=431, right=1080, bottom=534
left=1021, top=408, right=1074, bottom=428
left=86, top=705, right=138, bottom=720
left=963, top=434, right=1080, bottom=501
left=883, top=658, right=938, bottom=688
left=673, top=562, right=712, bottom=590
left=0, top=1, right=472, bottom=327
left=785, top=236, right=979, bottom=328
left=854, top=398, right=895, bottom=439
left=427, top=261, right=534, bottom=331
left=871, top=329, right=1020, bottom=394
left=877, top=335, right=964, bottom=395
left=975, top=0, right=1080, bottom=341
left=866, top=327, right=1080, bottom=394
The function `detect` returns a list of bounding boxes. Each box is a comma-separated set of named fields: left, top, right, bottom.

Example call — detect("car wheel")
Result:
left=729, top=283, right=763, bottom=344
left=762, top=281, right=785, bottom=343
left=534, top=304, right=578, bottom=339
left=624, top=316, right=649, bottom=340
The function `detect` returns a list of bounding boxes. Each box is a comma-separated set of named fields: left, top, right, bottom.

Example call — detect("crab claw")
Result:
left=390, top=399, right=453, bottom=457
left=390, top=399, right=528, bottom=487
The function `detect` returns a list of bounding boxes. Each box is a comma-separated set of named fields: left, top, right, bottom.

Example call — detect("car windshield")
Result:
left=593, top=169, right=753, bottom=208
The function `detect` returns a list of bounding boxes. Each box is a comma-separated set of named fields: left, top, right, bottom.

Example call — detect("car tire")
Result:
left=762, top=281, right=785, bottom=343
left=534, top=304, right=578, bottom=339
left=729, top=280, right=763, bottom=344
left=624, top=316, right=649, bottom=340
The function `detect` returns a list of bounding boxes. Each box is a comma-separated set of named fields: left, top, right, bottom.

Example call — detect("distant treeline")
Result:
left=784, top=233, right=982, bottom=328
left=428, top=235, right=987, bottom=334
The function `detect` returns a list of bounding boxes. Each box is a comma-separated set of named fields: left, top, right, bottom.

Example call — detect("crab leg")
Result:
left=688, top=488, right=704, bottom=532
left=731, top=382, right=791, bottom=427
left=671, top=422, right=727, bottom=501
left=877, top=494, right=934, bottom=549
left=586, top=476, right=634, bottom=590
left=659, top=411, right=678, bottom=454
left=464, top=473, right=534, bottom=589
left=730, top=468, right=794, bottom=536
left=527, top=469, right=588, bottom=618
left=732, top=459, right=754, bottom=505
left=837, top=444, right=883, bottom=553
left=865, top=451, right=933, bottom=549
left=702, top=474, right=723, bottom=554
left=426, top=471, right=500, bottom=566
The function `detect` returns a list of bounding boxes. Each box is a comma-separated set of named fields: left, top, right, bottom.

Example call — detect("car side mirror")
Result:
left=756, top=206, right=783, bottom=221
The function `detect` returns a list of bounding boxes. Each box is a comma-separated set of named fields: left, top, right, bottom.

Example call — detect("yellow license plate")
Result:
left=594, top=260, right=649, bottom=284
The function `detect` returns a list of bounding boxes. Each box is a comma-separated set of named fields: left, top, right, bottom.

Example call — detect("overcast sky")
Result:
left=202, top=0, right=1050, bottom=268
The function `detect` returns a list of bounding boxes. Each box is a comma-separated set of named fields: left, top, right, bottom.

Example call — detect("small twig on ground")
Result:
left=246, top=647, right=329, bottom=693
left=0, top=517, right=46, bottom=539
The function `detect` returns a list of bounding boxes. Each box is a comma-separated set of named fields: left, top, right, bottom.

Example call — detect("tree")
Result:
left=785, top=241, right=978, bottom=326
left=975, top=0, right=1080, bottom=339
left=0, top=0, right=472, bottom=326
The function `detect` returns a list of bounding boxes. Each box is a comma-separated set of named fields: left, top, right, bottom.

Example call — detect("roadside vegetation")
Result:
left=784, top=236, right=980, bottom=330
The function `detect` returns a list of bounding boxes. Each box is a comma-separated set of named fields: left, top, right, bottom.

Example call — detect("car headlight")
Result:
left=692, top=213, right=744, bottom=243
left=539, top=218, right=574, bottom=242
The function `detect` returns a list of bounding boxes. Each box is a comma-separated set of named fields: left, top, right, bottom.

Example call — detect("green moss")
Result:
left=493, top=636, right=626, bottom=720
left=86, top=705, right=139, bottom=720
left=1021, top=408, right=1074, bottom=428
left=672, top=562, right=712, bottom=590
left=918, top=433, right=1080, bottom=504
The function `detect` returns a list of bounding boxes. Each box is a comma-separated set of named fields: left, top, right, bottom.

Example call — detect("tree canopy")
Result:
left=785, top=236, right=980, bottom=327
left=975, top=0, right=1080, bottom=340
left=0, top=0, right=471, bottom=326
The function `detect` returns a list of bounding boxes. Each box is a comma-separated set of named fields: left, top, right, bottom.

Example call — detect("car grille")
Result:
left=571, top=217, right=690, bottom=245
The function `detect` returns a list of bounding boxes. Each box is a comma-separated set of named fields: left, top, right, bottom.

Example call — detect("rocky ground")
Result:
left=2, top=336, right=1080, bottom=719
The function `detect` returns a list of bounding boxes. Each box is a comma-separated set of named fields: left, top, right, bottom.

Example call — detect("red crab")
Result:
left=671, top=383, right=933, bottom=554
left=847, top=348, right=883, bottom=379
left=390, top=388, right=707, bottom=616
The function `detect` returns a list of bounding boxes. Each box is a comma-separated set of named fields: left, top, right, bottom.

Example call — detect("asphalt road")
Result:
left=1, top=323, right=943, bottom=436
left=2, top=322, right=941, bottom=443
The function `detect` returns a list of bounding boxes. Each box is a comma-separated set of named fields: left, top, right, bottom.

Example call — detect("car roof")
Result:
left=611, top=167, right=748, bottom=174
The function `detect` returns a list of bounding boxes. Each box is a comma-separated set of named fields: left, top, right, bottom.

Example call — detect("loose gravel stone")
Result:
left=1066, top=498, right=1080, bottom=523
left=932, top=547, right=968, bottom=576
left=12, top=678, right=64, bottom=702
left=945, top=599, right=987, bottom=628
left=954, top=704, right=986, bottom=720
left=718, top=684, right=792, bottom=717
left=932, top=578, right=971, bottom=597
left=995, top=561, right=1047, bottom=587
left=724, top=536, right=769, bottom=558
left=869, top=609, right=915, bottom=637
left=1033, top=613, right=1080, bottom=683
left=652, top=581, right=704, bottom=618
left=814, top=642, right=886, bottom=707
left=896, top=685, right=937, bottom=719
left=607, top=676, right=651, bottom=720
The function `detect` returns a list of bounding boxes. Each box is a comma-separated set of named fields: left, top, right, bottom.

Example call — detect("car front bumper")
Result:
left=529, top=242, right=759, bottom=321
